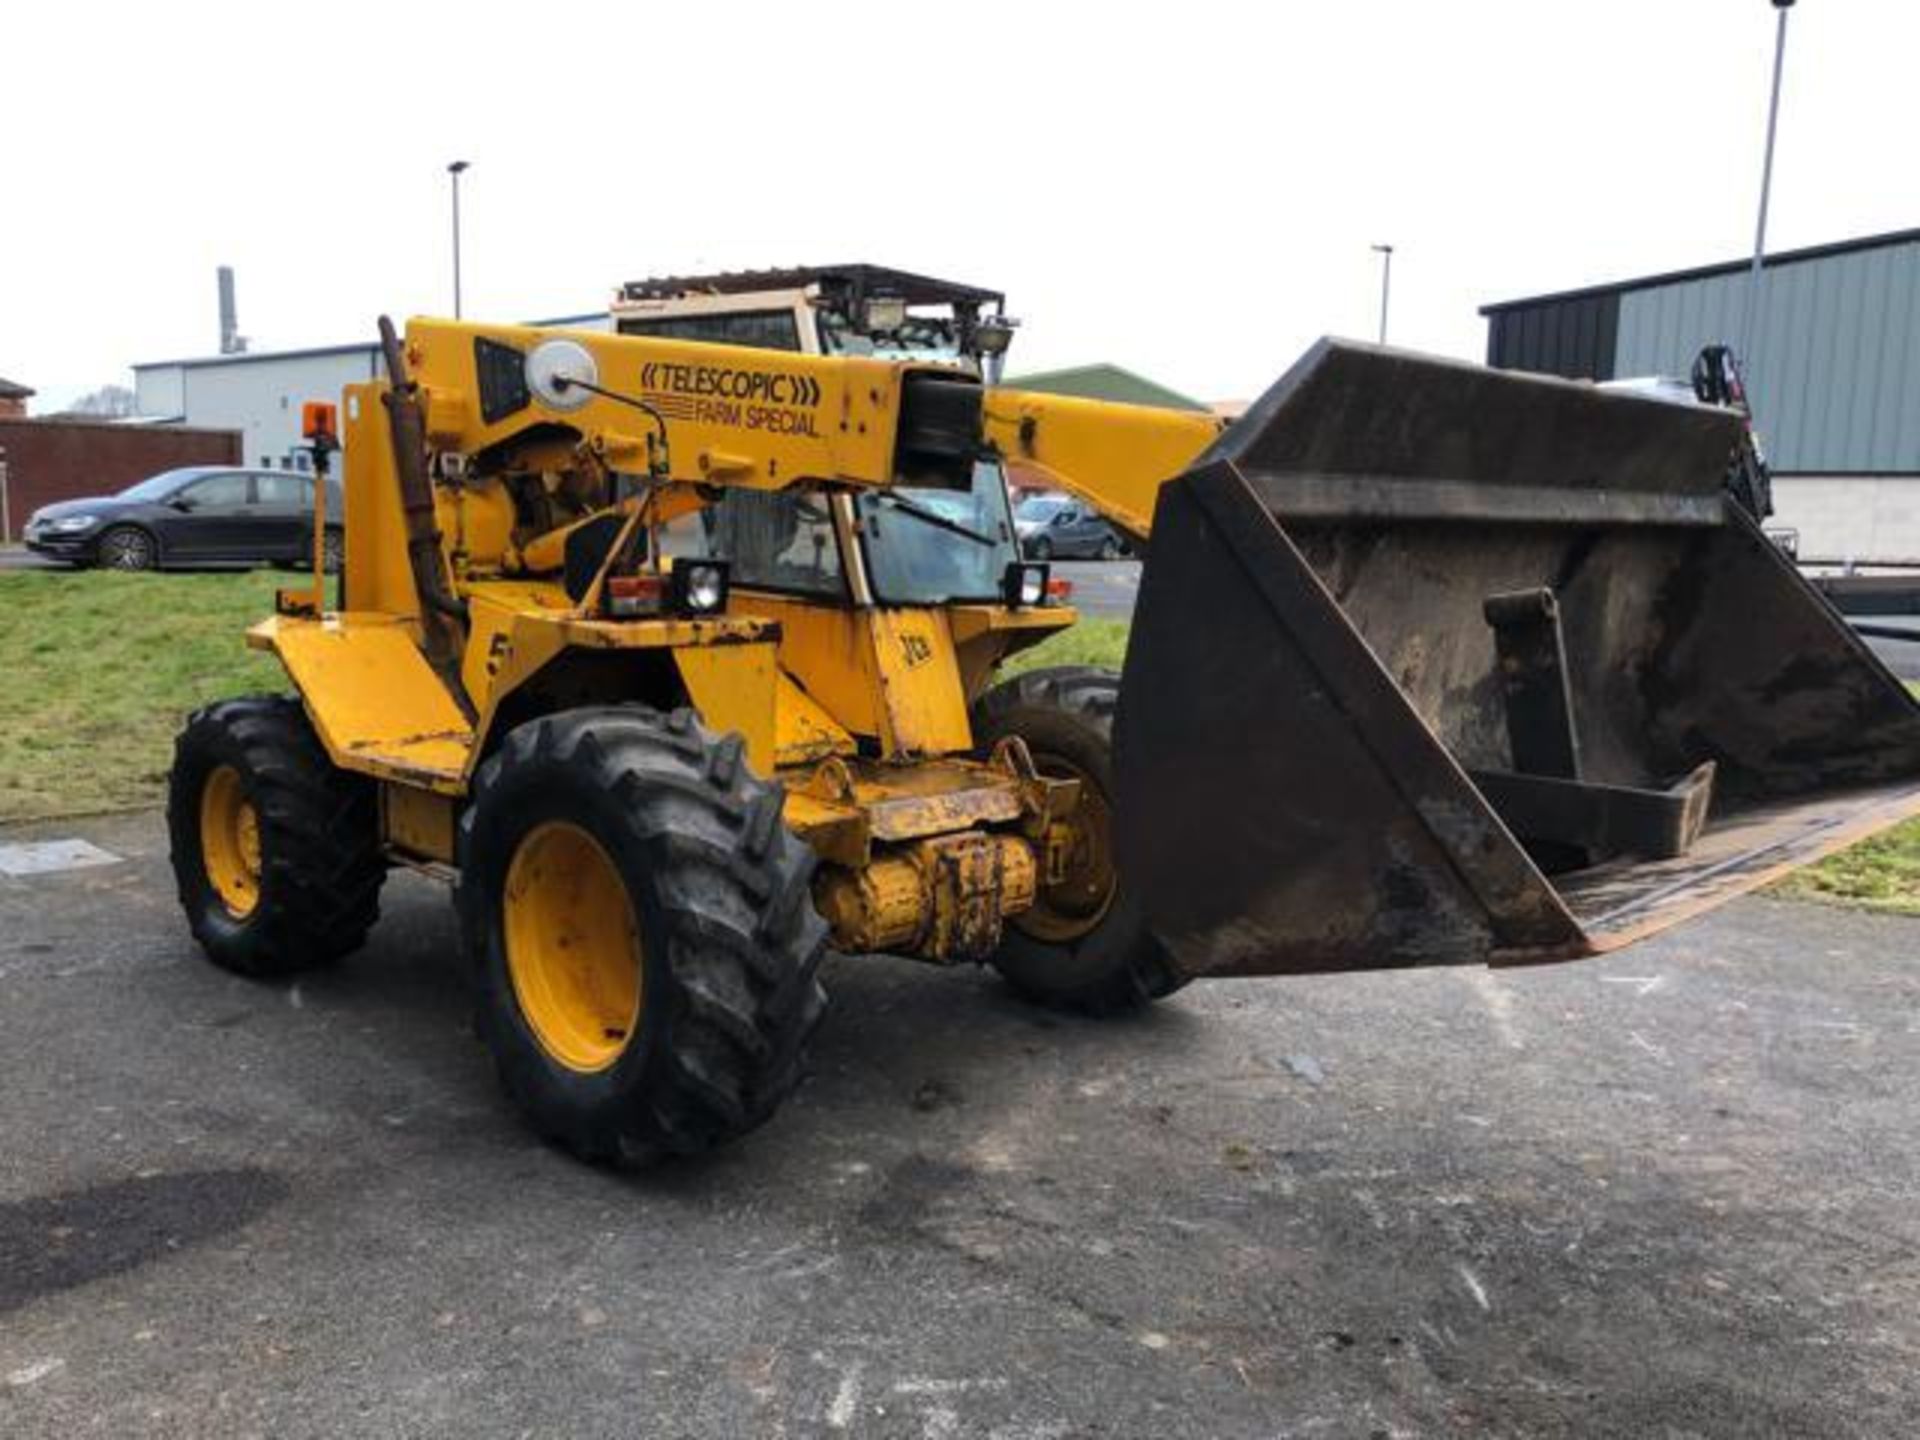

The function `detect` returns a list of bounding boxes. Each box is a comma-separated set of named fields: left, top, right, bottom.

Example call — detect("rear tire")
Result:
left=1097, top=535, right=1120, bottom=561
left=168, top=696, right=385, bottom=977
left=973, top=667, right=1188, bottom=1014
left=95, top=525, right=156, bottom=571
left=458, top=707, right=828, bottom=1167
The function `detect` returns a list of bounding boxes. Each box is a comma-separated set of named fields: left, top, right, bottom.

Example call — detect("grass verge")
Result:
left=1770, top=680, right=1920, bottom=915
left=1000, top=617, right=1129, bottom=676
left=0, top=572, right=1915, bottom=915
left=0, top=570, right=283, bottom=821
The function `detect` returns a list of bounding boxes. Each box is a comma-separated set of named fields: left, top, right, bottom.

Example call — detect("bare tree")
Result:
left=65, top=384, right=140, bottom=418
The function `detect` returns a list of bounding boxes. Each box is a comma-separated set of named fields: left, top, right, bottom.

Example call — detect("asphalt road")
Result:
left=1045, top=558, right=1136, bottom=623
left=3, top=808, right=1919, bottom=1437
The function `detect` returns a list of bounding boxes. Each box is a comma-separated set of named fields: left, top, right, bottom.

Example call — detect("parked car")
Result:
left=1014, top=492, right=1128, bottom=561
left=22, top=466, right=342, bottom=572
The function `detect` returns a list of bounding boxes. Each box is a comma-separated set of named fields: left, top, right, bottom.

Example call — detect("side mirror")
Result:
left=168, top=496, right=194, bottom=512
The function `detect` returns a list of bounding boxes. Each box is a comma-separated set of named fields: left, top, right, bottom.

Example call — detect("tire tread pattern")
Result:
left=457, top=706, right=826, bottom=1166
left=973, top=666, right=1187, bottom=1014
left=167, top=696, right=384, bottom=977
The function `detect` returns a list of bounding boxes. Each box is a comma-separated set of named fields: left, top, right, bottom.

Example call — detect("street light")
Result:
left=1740, top=0, right=1796, bottom=372
left=447, top=160, right=471, bottom=319
left=1371, top=244, right=1394, bottom=345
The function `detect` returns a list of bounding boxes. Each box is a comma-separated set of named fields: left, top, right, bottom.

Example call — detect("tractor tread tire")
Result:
left=973, top=666, right=1188, bottom=1015
left=458, top=706, right=827, bottom=1167
left=167, top=695, right=384, bottom=978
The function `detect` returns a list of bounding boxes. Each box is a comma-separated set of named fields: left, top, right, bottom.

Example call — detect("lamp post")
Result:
left=1740, top=1, right=1795, bottom=370
left=1371, top=244, right=1394, bottom=345
left=447, top=160, right=471, bottom=319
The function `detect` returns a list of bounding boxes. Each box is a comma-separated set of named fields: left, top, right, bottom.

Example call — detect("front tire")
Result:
left=458, top=707, right=827, bottom=1166
left=95, top=525, right=156, bottom=571
left=168, top=697, right=385, bottom=977
left=973, top=667, right=1187, bottom=1014
left=1027, top=536, right=1053, bottom=561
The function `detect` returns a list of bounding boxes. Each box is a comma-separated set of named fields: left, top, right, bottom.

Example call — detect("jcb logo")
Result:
left=900, top=634, right=933, bottom=668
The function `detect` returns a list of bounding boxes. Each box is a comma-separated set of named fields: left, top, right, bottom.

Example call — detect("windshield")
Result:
left=818, top=309, right=966, bottom=364
left=856, top=461, right=1021, bottom=605
left=119, top=468, right=208, bottom=502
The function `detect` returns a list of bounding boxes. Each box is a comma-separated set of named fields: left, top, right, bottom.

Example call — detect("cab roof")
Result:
left=616, top=264, right=1004, bottom=312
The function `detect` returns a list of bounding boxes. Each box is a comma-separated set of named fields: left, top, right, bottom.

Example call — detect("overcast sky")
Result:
left=4, top=0, right=1913, bottom=411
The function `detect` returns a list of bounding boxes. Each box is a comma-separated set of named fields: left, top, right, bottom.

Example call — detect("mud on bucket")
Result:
left=1113, top=340, right=1920, bottom=980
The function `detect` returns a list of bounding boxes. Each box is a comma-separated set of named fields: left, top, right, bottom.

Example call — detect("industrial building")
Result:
left=133, top=342, right=389, bottom=473
left=1483, top=227, right=1920, bottom=562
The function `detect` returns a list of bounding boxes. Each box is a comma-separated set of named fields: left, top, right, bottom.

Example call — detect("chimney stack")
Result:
left=217, top=266, right=247, bottom=355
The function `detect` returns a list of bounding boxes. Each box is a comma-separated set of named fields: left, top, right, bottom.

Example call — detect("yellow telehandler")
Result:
left=167, top=270, right=1920, bottom=1165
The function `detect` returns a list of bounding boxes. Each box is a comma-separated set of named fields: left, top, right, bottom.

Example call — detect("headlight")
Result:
left=1002, top=560, right=1049, bottom=608
left=50, top=515, right=98, bottom=532
left=670, top=560, right=730, bottom=616
left=602, top=562, right=731, bottom=620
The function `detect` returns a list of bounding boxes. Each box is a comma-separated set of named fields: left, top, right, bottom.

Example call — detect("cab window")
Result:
left=618, top=311, right=801, bottom=353
left=658, top=491, right=844, bottom=599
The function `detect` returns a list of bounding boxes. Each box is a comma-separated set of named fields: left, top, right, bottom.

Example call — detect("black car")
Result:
left=22, top=466, right=343, bottom=571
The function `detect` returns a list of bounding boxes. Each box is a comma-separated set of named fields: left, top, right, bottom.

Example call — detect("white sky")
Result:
left=4, top=0, right=1914, bottom=411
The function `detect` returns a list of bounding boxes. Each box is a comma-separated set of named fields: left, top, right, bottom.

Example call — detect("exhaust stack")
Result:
left=217, top=266, right=247, bottom=356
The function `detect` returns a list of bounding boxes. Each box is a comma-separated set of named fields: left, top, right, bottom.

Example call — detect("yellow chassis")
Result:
left=258, top=317, right=1218, bottom=963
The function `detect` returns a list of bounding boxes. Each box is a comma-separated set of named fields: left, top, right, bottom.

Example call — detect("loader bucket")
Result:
left=1113, top=340, right=1920, bottom=979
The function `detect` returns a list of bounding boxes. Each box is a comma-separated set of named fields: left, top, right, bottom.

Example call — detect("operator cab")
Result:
left=611, top=263, right=1018, bottom=376
left=612, top=266, right=1029, bottom=609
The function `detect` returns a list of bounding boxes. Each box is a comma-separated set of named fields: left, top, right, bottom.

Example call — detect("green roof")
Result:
left=1002, top=363, right=1207, bottom=412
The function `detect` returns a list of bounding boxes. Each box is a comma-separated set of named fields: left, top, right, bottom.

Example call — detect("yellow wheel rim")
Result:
left=200, top=764, right=262, bottom=919
left=1013, top=755, right=1118, bottom=944
left=503, top=821, right=644, bottom=1074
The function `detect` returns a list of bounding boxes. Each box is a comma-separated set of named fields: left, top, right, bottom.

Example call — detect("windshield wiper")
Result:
left=870, top=493, right=996, bottom=547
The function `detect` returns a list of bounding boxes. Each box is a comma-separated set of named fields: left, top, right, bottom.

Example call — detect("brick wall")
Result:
left=0, top=420, right=241, bottom=539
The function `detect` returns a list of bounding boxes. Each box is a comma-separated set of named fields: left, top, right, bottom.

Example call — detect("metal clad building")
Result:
left=1482, top=228, right=1920, bottom=560
left=134, top=344, right=386, bottom=472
